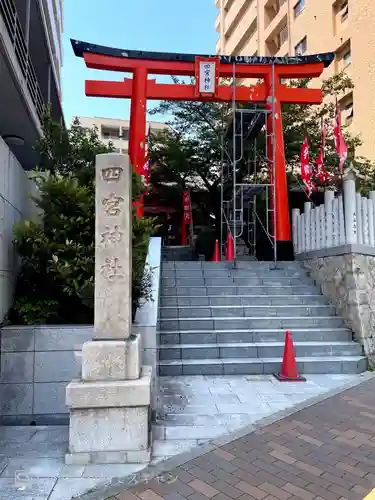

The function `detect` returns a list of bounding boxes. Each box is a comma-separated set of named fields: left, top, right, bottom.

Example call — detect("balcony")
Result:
left=0, top=0, right=46, bottom=169
left=264, top=0, right=288, bottom=43
left=266, top=24, right=288, bottom=56
left=225, top=0, right=257, bottom=55
left=224, top=0, right=252, bottom=38
left=215, top=15, right=220, bottom=33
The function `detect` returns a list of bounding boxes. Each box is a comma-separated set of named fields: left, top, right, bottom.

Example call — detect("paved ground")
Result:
left=153, top=374, right=363, bottom=461
left=100, top=375, right=375, bottom=500
left=0, top=373, right=370, bottom=499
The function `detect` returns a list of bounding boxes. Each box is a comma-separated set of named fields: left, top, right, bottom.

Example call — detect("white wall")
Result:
left=0, top=137, right=37, bottom=321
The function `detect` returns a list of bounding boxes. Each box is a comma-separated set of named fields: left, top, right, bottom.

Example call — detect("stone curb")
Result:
left=74, top=371, right=375, bottom=500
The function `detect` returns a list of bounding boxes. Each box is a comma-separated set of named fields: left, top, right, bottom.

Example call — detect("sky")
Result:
left=62, top=0, right=218, bottom=125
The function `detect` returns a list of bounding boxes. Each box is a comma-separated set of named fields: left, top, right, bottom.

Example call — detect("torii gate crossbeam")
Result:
left=71, top=39, right=334, bottom=259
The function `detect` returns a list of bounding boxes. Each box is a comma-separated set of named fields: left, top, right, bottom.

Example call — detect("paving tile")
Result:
left=188, top=478, right=219, bottom=498
left=282, top=482, right=316, bottom=500
left=48, top=478, right=103, bottom=499
left=138, top=489, right=164, bottom=500
left=210, top=479, right=243, bottom=498
left=0, top=477, right=56, bottom=498
left=0, top=456, right=63, bottom=478
left=258, top=482, right=291, bottom=500
left=235, top=480, right=269, bottom=499
left=83, top=463, right=145, bottom=478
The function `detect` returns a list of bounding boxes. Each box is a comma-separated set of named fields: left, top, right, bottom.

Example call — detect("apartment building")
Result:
left=216, top=0, right=375, bottom=161
left=0, top=0, right=64, bottom=170
left=76, top=116, right=168, bottom=154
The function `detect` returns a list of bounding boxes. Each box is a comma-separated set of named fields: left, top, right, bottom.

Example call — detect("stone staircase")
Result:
left=157, top=261, right=367, bottom=376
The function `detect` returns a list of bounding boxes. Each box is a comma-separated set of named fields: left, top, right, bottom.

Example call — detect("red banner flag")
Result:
left=183, top=191, right=192, bottom=224
left=315, top=148, right=329, bottom=184
left=142, top=123, right=151, bottom=185
left=300, top=136, right=314, bottom=198
left=334, top=105, right=348, bottom=172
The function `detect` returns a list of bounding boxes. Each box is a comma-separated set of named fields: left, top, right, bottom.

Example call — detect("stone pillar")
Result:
left=362, top=197, right=370, bottom=246
left=368, top=199, right=375, bottom=247
left=319, top=205, right=325, bottom=250
left=300, top=213, right=305, bottom=253
left=297, top=214, right=302, bottom=254
left=338, top=196, right=346, bottom=245
left=292, top=208, right=300, bottom=253
left=324, top=191, right=334, bottom=248
left=315, top=206, right=321, bottom=250
left=369, top=192, right=375, bottom=243
left=343, top=170, right=357, bottom=244
left=356, top=193, right=363, bottom=244
left=65, top=153, right=152, bottom=465
left=332, top=197, right=339, bottom=247
left=304, top=202, right=312, bottom=252
left=310, top=208, right=317, bottom=251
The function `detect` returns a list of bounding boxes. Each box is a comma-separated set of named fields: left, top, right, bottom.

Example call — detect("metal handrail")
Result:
left=0, top=0, right=46, bottom=123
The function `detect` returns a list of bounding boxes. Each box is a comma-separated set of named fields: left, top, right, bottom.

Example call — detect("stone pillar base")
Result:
left=65, top=365, right=152, bottom=465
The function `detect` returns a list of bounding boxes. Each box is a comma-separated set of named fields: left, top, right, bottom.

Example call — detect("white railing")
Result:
left=0, top=0, right=46, bottom=121
left=0, top=137, right=37, bottom=321
left=293, top=175, right=375, bottom=254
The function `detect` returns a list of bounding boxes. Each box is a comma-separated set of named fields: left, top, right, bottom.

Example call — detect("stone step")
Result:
left=158, top=356, right=367, bottom=376
left=162, top=261, right=305, bottom=270
left=158, top=328, right=352, bottom=344
left=161, top=269, right=309, bottom=278
left=160, top=295, right=330, bottom=307
left=159, top=305, right=335, bottom=319
left=159, top=316, right=345, bottom=331
left=158, top=341, right=362, bottom=360
left=162, top=285, right=320, bottom=297
left=161, top=276, right=314, bottom=287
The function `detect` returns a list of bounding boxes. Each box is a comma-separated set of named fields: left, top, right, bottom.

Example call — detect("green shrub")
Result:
left=6, top=113, right=156, bottom=325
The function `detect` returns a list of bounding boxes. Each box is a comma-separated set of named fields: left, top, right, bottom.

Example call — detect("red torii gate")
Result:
left=71, top=40, right=334, bottom=257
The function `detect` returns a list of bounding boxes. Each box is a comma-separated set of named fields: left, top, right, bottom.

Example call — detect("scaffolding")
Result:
left=219, top=63, right=277, bottom=266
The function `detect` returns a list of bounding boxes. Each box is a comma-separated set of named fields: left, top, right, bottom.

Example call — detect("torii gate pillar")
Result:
left=129, top=67, right=148, bottom=218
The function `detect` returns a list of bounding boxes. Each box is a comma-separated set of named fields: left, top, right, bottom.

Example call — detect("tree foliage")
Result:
left=8, top=114, right=155, bottom=325
left=149, top=72, right=375, bottom=225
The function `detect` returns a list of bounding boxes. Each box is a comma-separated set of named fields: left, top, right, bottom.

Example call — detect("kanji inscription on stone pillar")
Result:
left=94, top=154, right=132, bottom=340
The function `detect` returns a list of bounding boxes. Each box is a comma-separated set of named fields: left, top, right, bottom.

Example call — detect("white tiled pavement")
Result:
left=0, top=373, right=367, bottom=499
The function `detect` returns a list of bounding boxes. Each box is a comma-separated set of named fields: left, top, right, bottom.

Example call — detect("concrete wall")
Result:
left=298, top=244, right=375, bottom=358
left=0, top=137, right=37, bottom=323
left=0, top=237, right=162, bottom=424
left=0, top=325, right=92, bottom=424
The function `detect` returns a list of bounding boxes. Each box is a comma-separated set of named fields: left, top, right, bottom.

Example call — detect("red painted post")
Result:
left=265, top=76, right=292, bottom=256
left=273, top=99, right=292, bottom=246
left=129, top=67, right=148, bottom=218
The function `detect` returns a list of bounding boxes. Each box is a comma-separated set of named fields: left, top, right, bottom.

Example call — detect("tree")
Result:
left=8, top=114, right=155, bottom=325
left=149, top=73, right=375, bottom=223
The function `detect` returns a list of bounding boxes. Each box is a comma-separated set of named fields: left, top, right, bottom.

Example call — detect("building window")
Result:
left=101, top=126, right=120, bottom=140
left=280, top=25, right=288, bottom=45
left=341, top=1, right=348, bottom=21
left=121, top=128, right=129, bottom=140
left=294, top=0, right=305, bottom=18
left=344, top=101, right=353, bottom=124
left=114, top=148, right=121, bottom=153
left=343, top=50, right=351, bottom=67
left=295, top=36, right=307, bottom=55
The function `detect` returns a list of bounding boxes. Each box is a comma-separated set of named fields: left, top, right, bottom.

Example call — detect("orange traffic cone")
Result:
left=225, top=233, right=234, bottom=261
left=274, top=331, right=306, bottom=382
left=212, top=239, right=220, bottom=262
